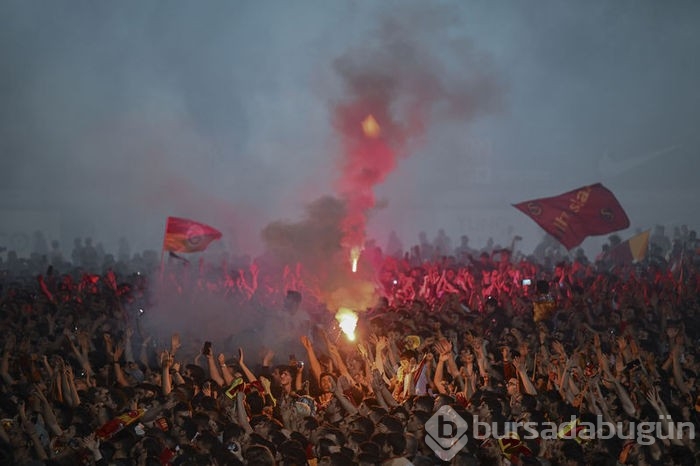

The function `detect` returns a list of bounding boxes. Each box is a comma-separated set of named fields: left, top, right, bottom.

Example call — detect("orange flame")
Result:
left=361, top=114, right=381, bottom=138
left=335, top=307, right=358, bottom=341
left=350, top=246, right=362, bottom=273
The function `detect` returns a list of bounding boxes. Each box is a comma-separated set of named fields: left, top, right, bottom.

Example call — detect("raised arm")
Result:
left=320, top=330, right=357, bottom=386
left=123, top=327, right=136, bottom=363
left=237, top=347, right=258, bottom=384
left=216, top=353, right=234, bottom=386
left=104, top=333, right=129, bottom=388
left=331, top=375, right=358, bottom=416
left=0, top=334, right=15, bottom=386
left=669, top=335, right=691, bottom=396
left=645, top=386, right=685, bottom=447
left=513, top=355, right=537, bottom=396
left=18, top=400, right=48, bottom=461
left=32, top=383, right=63, bottom=437
left=235, top=390, right=253, bottom=434
left=203, top=342, right=225, bottom=388
left=300, top=335, right=323, bottom=385
left=161, top=350, right=174, bottom=396
left=433, top=348, right=451, bottom=395
left=371, top=368, right=399, bottom=409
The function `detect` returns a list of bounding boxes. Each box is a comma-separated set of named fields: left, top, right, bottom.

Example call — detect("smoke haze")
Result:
left=2, top=0, right=699, bottom=261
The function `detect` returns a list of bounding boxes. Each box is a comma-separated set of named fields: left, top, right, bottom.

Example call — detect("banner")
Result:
left=513, top=183, right=630, bottom=249
left=163, top=217, right=222, bottom=253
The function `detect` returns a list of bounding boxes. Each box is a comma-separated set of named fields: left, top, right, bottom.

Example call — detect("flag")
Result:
left=608, top=230, right=650, bottom=264
left=513, top=183, right=630, bottom=249
left=168, top=251, right=191, bottom=264
left=163, top=217, right=222, bottom=253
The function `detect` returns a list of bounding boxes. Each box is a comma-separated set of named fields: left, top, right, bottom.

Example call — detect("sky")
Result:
left=2, top=0, right=699, bottom=261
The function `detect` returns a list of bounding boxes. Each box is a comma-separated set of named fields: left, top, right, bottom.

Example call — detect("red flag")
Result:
left=513, top=183, right=630, bottom=249
left=163, top=217, right=222, bottom=253
left=37, top=275, right=56, bottom=304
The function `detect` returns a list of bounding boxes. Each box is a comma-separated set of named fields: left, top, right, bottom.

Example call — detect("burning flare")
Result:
left=361, top=114, right=381, bottom=138
left=335, top=307, right=358, bottom=341
left=350, top=246, right=362, bottom=273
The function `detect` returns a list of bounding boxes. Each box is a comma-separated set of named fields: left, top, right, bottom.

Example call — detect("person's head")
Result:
left=459, top=347, right=475, bottom=365
left=298, top=416, right=319, bottom=441
left=389, top=405, right=409, bottom=426
left=243, top=444, right=276, bottom=466
left=485, top=296, right=498, bottom=312
left=319, top=372, right=335, bottom=394
left=348, top=415, right=374, bottom=438
left=400, top=350, right=417, bottom=369
left=278, top=366, right=293, bottom=388
left=372, top=431, right=407, bottom=459
left=358, top=397, right=379, bottom=417
left=376, top=415, right=403, bottom=434
left=411, top=395, right=434, bottom=414
left=506, top=377, right=520, bottom=396
left=433, top=394, right=454, bottom=412
left=406, top=410, right=431, bottom=435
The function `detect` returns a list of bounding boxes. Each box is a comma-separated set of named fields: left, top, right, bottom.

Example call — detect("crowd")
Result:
left=0, top=224, right=699, bottom=465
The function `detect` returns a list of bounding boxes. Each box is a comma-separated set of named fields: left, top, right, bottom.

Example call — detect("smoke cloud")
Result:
left=332, top=12, right=503, bottom=253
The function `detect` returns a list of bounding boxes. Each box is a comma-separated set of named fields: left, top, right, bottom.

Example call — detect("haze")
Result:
left=2, top=0, right=699, bottom=261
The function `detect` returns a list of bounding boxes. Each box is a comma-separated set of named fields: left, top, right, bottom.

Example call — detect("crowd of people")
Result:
left=0, top=225, right=699, bottom=465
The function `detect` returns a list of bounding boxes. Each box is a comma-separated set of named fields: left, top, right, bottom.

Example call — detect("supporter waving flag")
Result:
left=608, top=230, right=650, bottom=265
left=163, top=216, right=222, bottom=253
left=513, top=183, right=630, bottom=249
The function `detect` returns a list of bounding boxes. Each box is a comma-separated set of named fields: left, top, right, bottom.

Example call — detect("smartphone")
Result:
left=202, top=341, right=212, bottom=356
left=522, top=279, right=532, bottom=286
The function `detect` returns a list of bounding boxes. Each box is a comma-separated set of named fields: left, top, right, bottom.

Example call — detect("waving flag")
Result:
left=163, top=217, right=222, bottom=253
left=513, top=183, right=630, bottom=249
left=608, top=230, right=650, bottom=264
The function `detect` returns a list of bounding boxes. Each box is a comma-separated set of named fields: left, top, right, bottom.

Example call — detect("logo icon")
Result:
left=425, top=405, right=469, bottom=460
left=186, top=224, right=205, bottom=247
left=526, top=202, right=542, bottom=216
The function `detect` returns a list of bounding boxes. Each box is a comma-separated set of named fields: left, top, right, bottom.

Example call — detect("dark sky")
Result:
left=2, top=0, right=699, bottom=259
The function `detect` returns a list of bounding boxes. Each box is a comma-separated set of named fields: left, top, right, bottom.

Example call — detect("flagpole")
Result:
left=677, top=241, right=685, bottom=301
left=159, top=218, right=169, bottom=287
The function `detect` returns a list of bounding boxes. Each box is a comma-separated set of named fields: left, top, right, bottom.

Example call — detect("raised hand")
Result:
left=357, top=342, right=369, bottom=359
left=113, top=342, right=125, bottom=362
left=170, top=333, right=181, bottom=354
left=552, top=341, right=566, bottom=357
left=645, top=386, right=662, bottom=409
left=375, top=336, right=388, bottom=352
left=160, top=351, right=174, bottom=369
left=371, top=368, right=385, bottom=389
left=263, top=349, right=274, bottom=366
left=82, top=433, right=100, bottom=453
left=512, top=355, right=526, bottom=372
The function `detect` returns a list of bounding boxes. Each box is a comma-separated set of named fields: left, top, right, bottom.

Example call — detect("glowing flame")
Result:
left=350, top=246, right=362, bottom=273
left=335, top=307, right=358, bottom=341
left=361, top=114, right=381, bottom=138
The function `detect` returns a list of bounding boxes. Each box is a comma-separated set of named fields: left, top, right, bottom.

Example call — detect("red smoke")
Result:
left=335, top=99, right=400, bottom=252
